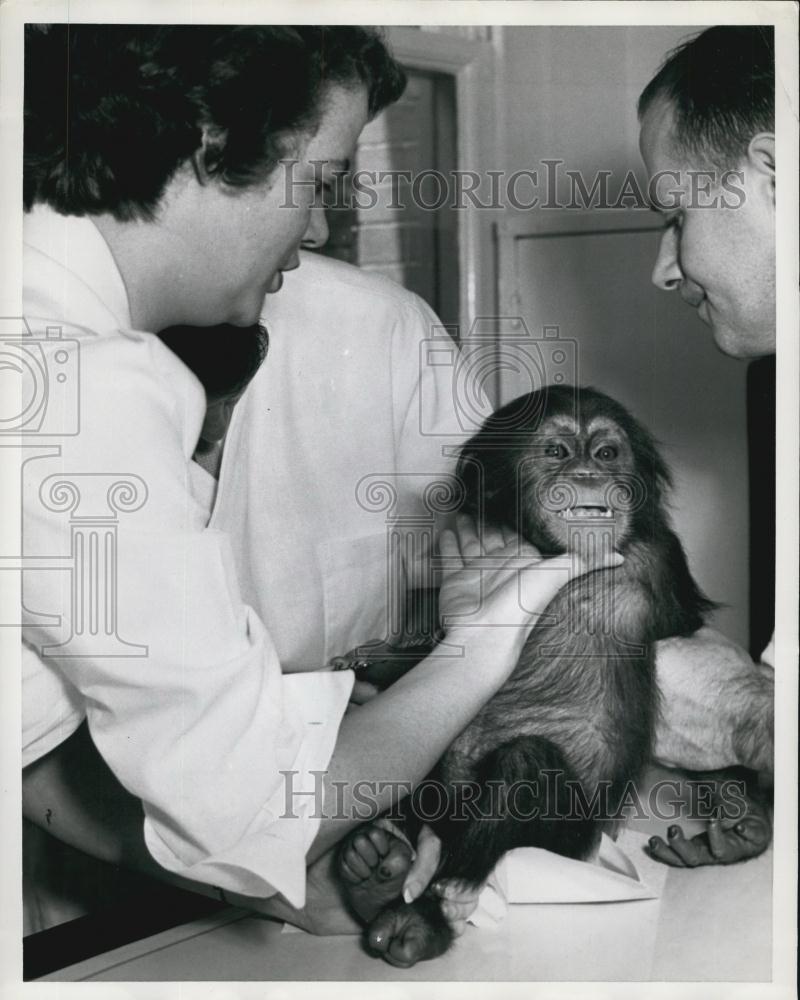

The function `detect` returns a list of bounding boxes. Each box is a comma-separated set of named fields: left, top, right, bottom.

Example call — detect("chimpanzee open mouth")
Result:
left=555, top=505, right=615, bottom=519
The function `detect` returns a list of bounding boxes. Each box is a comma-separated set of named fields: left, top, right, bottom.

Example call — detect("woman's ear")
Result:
left=747, top=133, right=775, bottom=203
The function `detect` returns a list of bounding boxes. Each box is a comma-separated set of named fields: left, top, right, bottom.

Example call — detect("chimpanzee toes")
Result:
left=338, top=824, right=414, bottom=923
left=366, top=898, right=454, bottom=968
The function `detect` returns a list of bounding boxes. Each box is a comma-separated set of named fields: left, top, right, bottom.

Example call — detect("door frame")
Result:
left=386, top=28, right=497, bottom=339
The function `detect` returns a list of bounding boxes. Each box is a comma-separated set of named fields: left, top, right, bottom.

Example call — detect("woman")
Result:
left=20, top=24, right=615, bottom=939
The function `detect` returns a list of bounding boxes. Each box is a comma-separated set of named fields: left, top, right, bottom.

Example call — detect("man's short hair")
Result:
left=24, top=25, right=406, bottom=221
left=638, top=26, right=774, bottom=170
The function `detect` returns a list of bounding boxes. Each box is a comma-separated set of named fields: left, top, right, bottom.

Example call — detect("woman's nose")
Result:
left=651, top=226, right=682, bottom=291
left=301, top=205, right=329, bottom=250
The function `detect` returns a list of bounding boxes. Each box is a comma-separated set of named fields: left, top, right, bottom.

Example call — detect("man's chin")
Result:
left=711, top=322, right=774, bottom=360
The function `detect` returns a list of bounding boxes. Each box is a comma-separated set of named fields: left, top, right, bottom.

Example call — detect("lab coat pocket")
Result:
left=317, top=532, right=397, bottom=664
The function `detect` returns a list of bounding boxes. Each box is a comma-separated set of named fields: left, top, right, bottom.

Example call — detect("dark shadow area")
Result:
left=747, top=355, right=776, bottom=659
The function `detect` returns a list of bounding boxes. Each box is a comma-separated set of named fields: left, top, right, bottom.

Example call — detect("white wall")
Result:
left=491, top=26, right=749, bottom=646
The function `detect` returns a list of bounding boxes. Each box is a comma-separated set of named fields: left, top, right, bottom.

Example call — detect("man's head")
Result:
left=638, top=27, right=775, bottom=359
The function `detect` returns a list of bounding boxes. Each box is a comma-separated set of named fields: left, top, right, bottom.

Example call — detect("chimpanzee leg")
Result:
left=358, top=734, right=601, bottom=967
left=432, top=734, right=601, bottom=887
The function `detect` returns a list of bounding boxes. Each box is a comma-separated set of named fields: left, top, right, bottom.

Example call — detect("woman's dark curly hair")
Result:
left=24, top=24, right=406, bottom=220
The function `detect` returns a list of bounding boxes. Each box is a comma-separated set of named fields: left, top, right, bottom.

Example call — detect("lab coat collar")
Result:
left=23, top=204, right=132, bottom=329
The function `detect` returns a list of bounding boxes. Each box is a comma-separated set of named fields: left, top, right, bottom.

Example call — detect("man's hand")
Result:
left=654, top=628, right=774, bottom=773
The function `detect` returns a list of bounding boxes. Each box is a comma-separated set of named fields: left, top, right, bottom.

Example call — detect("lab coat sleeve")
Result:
left=21, top=330, right=352, bottom=906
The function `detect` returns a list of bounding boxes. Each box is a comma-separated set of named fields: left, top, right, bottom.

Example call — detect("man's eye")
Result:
left=596, top=445, right=618, bottom=461
left=544, top=444, right=568, bottom=459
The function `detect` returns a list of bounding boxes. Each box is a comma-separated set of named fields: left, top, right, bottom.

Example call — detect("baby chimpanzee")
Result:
left=338, top=385, right=720, bottom=967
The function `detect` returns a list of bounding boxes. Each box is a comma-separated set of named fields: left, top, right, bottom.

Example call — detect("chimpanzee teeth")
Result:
left=556, top=508, right=614, bottom=519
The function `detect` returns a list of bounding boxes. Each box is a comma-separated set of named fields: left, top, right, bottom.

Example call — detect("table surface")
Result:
left=40, top=768, right=774, bottom=983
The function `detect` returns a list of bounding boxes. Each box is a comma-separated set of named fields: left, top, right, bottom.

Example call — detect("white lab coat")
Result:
left=21, top=206, right=352, bottom=908
left=21, top=208, right=464, bottom=920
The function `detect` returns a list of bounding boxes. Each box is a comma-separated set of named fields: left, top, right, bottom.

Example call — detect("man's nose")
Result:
left=651, top=226, right=682, bottom=291
left=301, top=205, right=329, bottom=250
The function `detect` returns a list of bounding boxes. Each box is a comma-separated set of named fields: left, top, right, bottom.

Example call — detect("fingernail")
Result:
left=402, top=885, right=415, bottom=904
left=668, top=826, right=679, bottom=838
left=649, top=837, right=659, bottom=849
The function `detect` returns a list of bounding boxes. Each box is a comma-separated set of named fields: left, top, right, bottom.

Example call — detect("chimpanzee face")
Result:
left=517, top=413, right=637, bottom=555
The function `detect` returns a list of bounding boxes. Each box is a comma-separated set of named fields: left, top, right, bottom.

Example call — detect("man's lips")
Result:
left=679, top=285, right=710, bottom=324
left=680, top=287, right=705, bottom=309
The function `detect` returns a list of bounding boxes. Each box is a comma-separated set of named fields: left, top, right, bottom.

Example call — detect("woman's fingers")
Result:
left=402, top=823, right=442, bottom=903
left=372, top=817, right=416, bottom=859
left=430, top=878, right=480, bottom=903
left=431, top=877, right=482, bottom=929
left=454, top=513, right=483, bottom=559
left=438, top=528, right=462, bottom=567
left=349, top=679, right=380, bottom=705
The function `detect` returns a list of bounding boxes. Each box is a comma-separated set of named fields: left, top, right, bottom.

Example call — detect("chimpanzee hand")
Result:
left=654, top=627, right=774, bottom=774
left=648, top=796, right=772, bottom=867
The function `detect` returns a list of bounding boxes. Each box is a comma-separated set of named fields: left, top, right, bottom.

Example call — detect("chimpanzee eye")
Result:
left=544, top=443, right=568, bottom=459
left=596, top=444, right=618, bottom=461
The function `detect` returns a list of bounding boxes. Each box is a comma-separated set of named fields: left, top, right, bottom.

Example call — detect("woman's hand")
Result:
left=384, top=821, right=482, bottom=936
left=438, top=514, right=622, bottom=648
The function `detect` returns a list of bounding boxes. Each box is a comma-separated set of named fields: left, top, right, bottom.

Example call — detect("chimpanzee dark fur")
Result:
left=357, top=385, right=714, bottom=964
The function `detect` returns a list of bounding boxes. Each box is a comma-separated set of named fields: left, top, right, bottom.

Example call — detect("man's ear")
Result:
left=746, top=133, right=775, bottom=203
left=191, top=125, right=226, bottom=186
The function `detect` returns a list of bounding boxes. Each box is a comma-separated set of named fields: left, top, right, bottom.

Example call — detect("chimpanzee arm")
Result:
left=654, top=627, right=774, bottom=773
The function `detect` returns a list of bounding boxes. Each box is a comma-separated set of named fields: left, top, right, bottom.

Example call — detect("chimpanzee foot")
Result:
left=366, top=896, right=454, bottom=968
left=338, top=823, right=414, bottom=924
